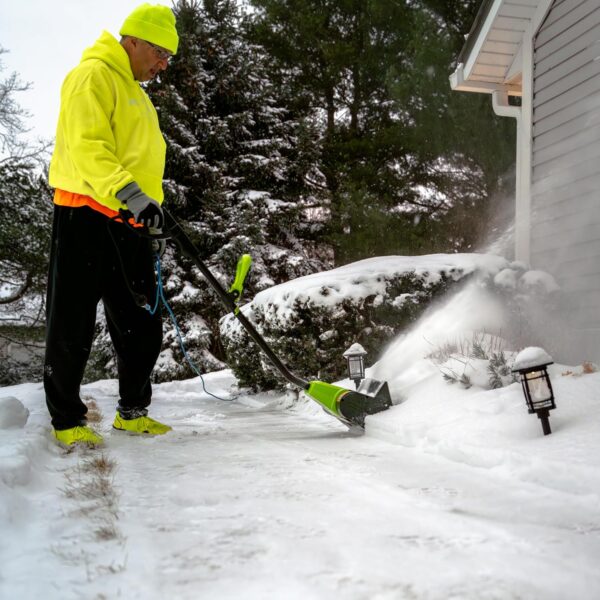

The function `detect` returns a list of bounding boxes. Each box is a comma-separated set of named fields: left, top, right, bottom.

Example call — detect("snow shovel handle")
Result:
left=164, top=210, right=309, bottom=391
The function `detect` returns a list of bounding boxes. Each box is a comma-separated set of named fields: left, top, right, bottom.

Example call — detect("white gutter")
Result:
left=492, top=90, right=520, bottom=120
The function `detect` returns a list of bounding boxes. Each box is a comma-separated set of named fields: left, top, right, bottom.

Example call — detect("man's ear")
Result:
left=121, top=36, right=136, bottom=51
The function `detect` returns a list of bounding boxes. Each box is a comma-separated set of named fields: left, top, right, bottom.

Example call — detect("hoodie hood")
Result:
left=80, top=31, right=134, bottom=81
left=49, top=29, right=166, bottom=208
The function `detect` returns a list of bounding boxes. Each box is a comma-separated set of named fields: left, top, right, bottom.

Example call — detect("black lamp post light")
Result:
left=341, top=343, right=393, bottom=421
left=343, top=343, right=367, bottom=390
left=512, top=347, right=556, bottom=436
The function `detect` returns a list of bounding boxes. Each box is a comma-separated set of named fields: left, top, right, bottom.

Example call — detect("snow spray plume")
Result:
left=371, top=182, right=567, bottom=398
left=479, top=164, right=517, bottom=260
left=371, top=278, right=507, bottom=399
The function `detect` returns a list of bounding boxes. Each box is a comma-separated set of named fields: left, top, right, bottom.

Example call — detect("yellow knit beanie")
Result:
left=120, top=3, right=179, bottom=54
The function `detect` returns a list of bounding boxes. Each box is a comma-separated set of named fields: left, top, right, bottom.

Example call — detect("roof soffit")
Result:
left=452, top=0, right=542, bottom=94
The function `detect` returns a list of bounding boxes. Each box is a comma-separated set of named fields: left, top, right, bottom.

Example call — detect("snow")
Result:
left=518, top=270, right=560, bottom=293
left=2, top=258, right=600, bottom=598
left=513, top=347, right=554, bottom=371
left=493, top=267, right=518, bottom=289
left=226, top=253, right=509, bottom=328
left=0, top=396, right=29, bottom=429
left=343, top=342, right=367, bottom=357
left=371, top=282, right=508, bottom=401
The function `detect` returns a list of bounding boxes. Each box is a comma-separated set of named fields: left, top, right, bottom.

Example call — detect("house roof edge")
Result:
left=456, top=0, right=497, bottom=67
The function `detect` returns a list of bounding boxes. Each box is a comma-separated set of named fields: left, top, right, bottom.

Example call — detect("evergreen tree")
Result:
left=248, top=0, right=516, bottom=263
left=0, top=159, right=52, bottom=304
left=389, top=1, right=516, bottom=251
left=0, top=47, right=52, bottom=304
left=125, top=0, right=330, bottom=380
left=248, top=0, right=414, bottom=260
left=0, top=48, right=51, bottom=304
left=0, top=49, right=52, bottom=384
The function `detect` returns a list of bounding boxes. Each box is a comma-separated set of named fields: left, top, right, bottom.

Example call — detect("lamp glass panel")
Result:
left=348, top=356, right=365, bottom=379
left=525, top=370, right=552, bottom=402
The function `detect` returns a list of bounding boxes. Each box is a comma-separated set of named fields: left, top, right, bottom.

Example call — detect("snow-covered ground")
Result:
left=2, top=358, right=600, bottom=598
left=2, top=254, right=600, bottom=599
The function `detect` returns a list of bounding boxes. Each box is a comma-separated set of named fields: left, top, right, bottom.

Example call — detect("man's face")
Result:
left=129, top=38, right=171, bottom=82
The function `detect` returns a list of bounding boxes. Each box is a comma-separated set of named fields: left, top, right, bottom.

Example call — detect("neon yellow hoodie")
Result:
left=49, top=31, right=165, bottom=211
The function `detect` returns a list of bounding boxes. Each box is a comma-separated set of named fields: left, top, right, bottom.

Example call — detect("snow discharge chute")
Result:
left=165, top=210, right=393, bottom=428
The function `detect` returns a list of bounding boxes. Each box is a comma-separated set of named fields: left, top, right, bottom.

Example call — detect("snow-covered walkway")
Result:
left=2, top=369, right=600, bottom=599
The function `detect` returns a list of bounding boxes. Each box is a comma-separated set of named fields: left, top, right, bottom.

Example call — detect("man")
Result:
left=45, top=4, right=178, bottom=447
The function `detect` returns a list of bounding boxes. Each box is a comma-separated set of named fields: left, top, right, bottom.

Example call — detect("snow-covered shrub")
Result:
left=427, top=331, right=518, bottom=390
left=220, top=254, right=509, bottom=390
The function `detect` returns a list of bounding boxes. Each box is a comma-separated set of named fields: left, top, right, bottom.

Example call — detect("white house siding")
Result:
left=531, top=0, right=600, bottom=362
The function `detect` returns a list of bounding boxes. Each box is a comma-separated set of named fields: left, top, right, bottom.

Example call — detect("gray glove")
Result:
left=117, top=182, right=164, bottom=229
left=149, top=227, right=166, bottom=258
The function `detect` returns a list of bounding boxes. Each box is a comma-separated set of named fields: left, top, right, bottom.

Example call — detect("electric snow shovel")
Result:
left=164, top=210, right=393, bottom=428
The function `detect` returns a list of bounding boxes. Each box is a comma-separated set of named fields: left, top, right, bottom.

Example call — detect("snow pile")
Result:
left=0, top=395, right=34, bottom=487
left=0, top=384, right=47, bottom=489
left=367, top=363, right=600, bottom=494
left=0, top=396, right=29, bottom=429
left=493, top=266, right=559, bottom=294
left=518, top=270, right=560, bottom=293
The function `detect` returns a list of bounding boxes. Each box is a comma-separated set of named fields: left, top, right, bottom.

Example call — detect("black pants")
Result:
left=44, top=205, right=162, bottom=430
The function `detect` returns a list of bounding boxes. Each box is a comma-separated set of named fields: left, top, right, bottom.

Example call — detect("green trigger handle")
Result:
left=229, top=254, right=253, bottom=313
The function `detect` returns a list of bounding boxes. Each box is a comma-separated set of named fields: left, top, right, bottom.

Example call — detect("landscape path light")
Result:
left=512, top=347, right=556, bottom=436
left=343, top=343, right=367, bottom=390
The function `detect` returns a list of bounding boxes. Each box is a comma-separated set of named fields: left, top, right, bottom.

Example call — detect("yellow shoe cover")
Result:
left=112, top=412, right=172, bottom=435
left=53, top=425, right=104, bottom=447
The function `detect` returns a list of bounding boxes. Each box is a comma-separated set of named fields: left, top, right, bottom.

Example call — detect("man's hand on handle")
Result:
left=117, top=182, right=164, bottom=229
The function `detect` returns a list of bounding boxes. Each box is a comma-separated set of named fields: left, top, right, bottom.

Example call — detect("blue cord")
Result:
left=147, top=255, right=232, bottom=402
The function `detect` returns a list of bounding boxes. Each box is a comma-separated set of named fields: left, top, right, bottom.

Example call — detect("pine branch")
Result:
left=0, top=330, right=44, bottom=350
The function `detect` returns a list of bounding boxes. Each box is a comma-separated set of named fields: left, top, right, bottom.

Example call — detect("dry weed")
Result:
left=81, top=453, right=117, bottom=476
left=94, top=521, right=121, bottom=542
left=562, top=362, right=598, bottom=377
left=83, top=397, right=103, bottom=424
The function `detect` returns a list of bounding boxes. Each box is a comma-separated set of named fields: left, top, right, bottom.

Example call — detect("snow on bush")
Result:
left=220, top=254, right=511, bottom=389
left=427, top=332, right=518, bottom=390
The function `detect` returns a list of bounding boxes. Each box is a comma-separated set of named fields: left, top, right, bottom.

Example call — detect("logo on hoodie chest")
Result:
left=127, top=97, right=154, bottom=119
